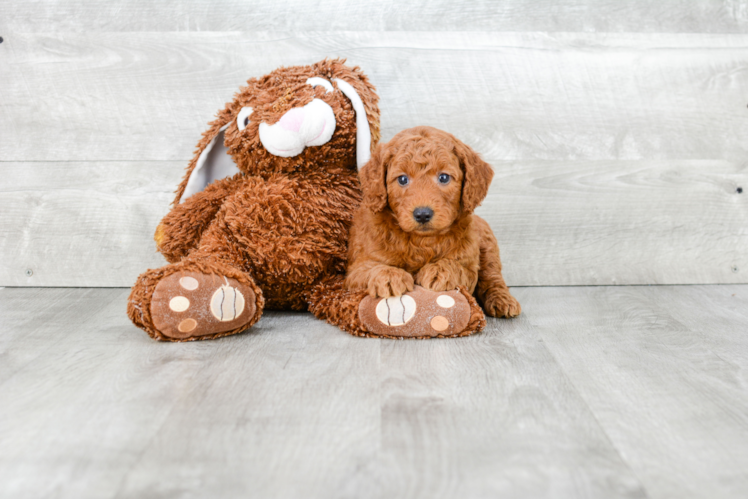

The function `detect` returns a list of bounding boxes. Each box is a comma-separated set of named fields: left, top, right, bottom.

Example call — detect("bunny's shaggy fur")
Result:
left=127, top=59, right=381, bottom=341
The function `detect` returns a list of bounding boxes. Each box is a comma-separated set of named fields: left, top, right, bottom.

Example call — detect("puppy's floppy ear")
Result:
left=359, top=142, right=390, bottom=212
left=454, top=138, right=494, bottom=213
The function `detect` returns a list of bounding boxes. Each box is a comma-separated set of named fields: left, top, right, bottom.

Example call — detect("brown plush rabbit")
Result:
left=127, top=59, right=381, bottom=341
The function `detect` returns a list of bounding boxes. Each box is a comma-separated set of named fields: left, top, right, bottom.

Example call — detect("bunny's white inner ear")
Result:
left=333, top=78, right=371, bottom=169
left=179, top=124, right=240, bottom=203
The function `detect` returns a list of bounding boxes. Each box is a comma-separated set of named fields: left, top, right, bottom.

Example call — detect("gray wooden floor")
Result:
left=1, top=285, right=747, bottom=498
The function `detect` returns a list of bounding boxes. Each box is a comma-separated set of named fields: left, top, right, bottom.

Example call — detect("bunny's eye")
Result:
left=236, top=107, right=253, bottom=131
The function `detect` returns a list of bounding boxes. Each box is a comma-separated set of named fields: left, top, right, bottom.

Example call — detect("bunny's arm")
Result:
left=154, top=174, right=244, bottom=263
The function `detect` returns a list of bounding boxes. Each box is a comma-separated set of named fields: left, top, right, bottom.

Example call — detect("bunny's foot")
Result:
left=309, top=278, right=485, bottom=339
left=128, top=261, right=264, bottom=342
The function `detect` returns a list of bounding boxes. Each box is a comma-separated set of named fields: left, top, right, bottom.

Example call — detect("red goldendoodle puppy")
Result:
left=345, top=126, right=521, bottom=320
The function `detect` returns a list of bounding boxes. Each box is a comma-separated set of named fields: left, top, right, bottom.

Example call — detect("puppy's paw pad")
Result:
left=151, top=272, right=256, bottom=340
left=359, top=286, right=471, bottom=338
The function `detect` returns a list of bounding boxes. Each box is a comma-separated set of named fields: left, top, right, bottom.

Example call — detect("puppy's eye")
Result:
left=438, top=173, right=451, bottom=184
left=397, top=175, right=409, bottom=186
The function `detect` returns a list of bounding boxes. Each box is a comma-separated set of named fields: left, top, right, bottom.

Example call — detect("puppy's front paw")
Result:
left=367, top=267, right=415, bottom=298
left=416, top=261, right=463, bottom=292
left=483, top=293, right=521, bottom=318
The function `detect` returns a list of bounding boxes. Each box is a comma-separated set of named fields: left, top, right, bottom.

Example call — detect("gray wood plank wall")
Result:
left=4, top=1, right=748, bottom=32
left=1, top=3, right=747, bottom=286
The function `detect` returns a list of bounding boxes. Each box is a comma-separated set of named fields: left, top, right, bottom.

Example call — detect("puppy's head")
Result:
left=360, top=126, right=493, bottom=234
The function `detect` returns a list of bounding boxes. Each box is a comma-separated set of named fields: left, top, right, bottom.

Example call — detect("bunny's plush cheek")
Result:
left=258, top=99, right=336, bottom=157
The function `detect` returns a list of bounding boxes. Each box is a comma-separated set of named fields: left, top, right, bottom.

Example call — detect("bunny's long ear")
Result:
left=173, top=109, right=241, bottom=205
left=334, top=78, right=372, bottom=170
left=323, top=59, right=381, bottom=169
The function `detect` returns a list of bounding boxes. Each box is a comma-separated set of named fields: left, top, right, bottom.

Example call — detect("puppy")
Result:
left=345, top=126, right=521, bottom=318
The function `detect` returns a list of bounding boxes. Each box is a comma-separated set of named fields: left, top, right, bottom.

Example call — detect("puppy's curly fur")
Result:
left=345, top=126, right=521, bottom=319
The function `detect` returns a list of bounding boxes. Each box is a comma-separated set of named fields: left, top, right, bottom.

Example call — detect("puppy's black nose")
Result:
left=413, top=206, right=434, bottom=224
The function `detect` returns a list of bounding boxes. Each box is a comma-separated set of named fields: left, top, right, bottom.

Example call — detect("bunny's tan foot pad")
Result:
left=358, top=286, right=471, bottom=338
left=151, top=272, right=256, bottom=340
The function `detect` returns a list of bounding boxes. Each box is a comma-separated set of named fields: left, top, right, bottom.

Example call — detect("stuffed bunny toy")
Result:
left=127, top=59, right=381, bottom=341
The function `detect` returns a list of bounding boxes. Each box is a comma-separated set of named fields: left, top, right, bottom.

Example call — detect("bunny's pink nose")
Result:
left=278, top=108, right=305, bottom=132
